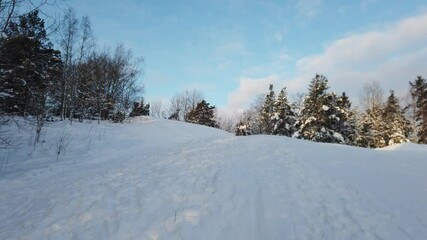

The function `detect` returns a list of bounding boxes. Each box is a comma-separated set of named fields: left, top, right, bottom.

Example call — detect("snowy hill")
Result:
left=1, top=118, right=427, bottom=239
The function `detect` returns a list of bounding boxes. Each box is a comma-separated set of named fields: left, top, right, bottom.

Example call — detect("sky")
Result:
left=55, top=0, right=427, bottom=116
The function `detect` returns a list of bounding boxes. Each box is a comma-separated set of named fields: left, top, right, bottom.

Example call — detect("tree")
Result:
left=331, top=92, right=357, bottom=144
left=382, top=91, right=410, bottom=145
left=294, top=74, right=345, bottom=143
left=0, top=10, right=62, bottom=143
left=57, top=7, right=78, bottom=120
left=46, top=9, right=97, bottom=122
left=260, top=84, right=275, bottom=134
left=356, top=82, right=387, bottom=148
left=186, top=100, right=218, bottom=128
left=168, top=89, right=204, bottom=122
left=1, top=0, right=51, bottom=34
left=150, top=100, right=163, bottom=118
left=235, top=121, right=252, bottom=136
left=216, top=115, right=236, bottom=133
left=272, top=87, right=296, bottom=136
left=361, top=81, right=384, bottom=110
left=355, top=110, right=375, bottom=148
left=409, top=76, right=427, bottom=143
left=76, top=45, right=143, bottom=123
left=129, top=98, right=150, bottom=117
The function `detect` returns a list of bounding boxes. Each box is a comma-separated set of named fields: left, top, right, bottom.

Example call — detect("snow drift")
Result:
left=1, top=117, right=426, bottom=239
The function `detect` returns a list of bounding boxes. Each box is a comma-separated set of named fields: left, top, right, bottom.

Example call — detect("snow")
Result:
left=333, top=131, right=345, bottom=142
left=0, top=92, right=12, bottom=98
left=322, top=105, right=330, bottom=111
left=1, top=117, right=427, bottom=239
left=270, top=113, right=279, bottom=120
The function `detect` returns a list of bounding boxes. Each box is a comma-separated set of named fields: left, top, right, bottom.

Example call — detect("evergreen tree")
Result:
left=356, top=104, right=386, bottom=148
left=0, top=10, right=62, bottom=116
left=409, top=76, right=427, bottom=143
left=382, top=91, right=410, bottom=145
left=168, top=111, right=179, bottom=120
left=235, top=121, right=252, bottom=136
left=0, top=10, right=62, bottom=143
left=260, top=84, right=275, bottom=134
left=294, top=74, right=345, bottom=143
left=331, top=92, right=357, bottom=144
left=356, top=82, right=388, bottom=148
left=129, top=98, right=150, bottom=117
left=186, top=100, right=218, bottom=128
left=355, top=111, right=375, bottom=148
left=272, top=87, right=295, bottom=136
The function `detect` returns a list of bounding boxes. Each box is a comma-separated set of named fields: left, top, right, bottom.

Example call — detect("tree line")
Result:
left=235, top=74, right=427, bottom=148
left=1, top=5, right=144, bottom=147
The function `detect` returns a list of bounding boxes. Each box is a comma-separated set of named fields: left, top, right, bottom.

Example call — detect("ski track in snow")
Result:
left=1, top=119, right=426, bottom=239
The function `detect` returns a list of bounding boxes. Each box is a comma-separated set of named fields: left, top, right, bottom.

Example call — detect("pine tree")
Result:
left=382, top=91, right=410, bottom=145
left=186, top=100, right=218, bottom=128
left=409, top=76, right=427, bottom=144
left=260, top=84, right=275, bottom=134
left=0, top=10, right=62, bottom=143
left=0, top=10, right=62, bottom=116
left=272, top=87, right=295, bottom=136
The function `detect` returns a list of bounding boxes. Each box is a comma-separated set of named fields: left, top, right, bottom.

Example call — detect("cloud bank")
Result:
left=221, top=12, right=427, bottom=116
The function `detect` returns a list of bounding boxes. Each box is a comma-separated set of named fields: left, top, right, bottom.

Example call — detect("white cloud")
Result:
left=287, top=12, right=427, bottom=104
left=221, top=12, right=427, bottom=117
left=220, top=75, right=279, bottom=116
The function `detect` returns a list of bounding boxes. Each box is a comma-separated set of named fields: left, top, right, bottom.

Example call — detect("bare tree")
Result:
left=150, top=100, right=163, bottom=118
left=216, top=114, right=236, bottom=133
left=168, top=89, right=204, bottom=121
left=236, top=94, right=265, bottom=134
left=360, top=81, right=384, bottom=110
left=1, top=0, right=51, bottom=34
left=58, top=7, right=78, bottom=120
left=78, top=44, right=143, bottom=123
left=77, top=15, right=95, bottom=62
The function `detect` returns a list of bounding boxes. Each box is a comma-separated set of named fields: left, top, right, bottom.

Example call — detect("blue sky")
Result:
left=61, top=0, right=427, bottom=115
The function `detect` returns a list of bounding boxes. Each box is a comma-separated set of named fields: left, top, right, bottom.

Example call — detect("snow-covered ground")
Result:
left=1, top=117, right=426, bottom=239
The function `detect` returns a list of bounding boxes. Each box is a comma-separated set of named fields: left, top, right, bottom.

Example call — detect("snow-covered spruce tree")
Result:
left=260, top=84, right=276, bottom=134
left=272, top=87, right=296, bottom=136
left=235, top=121, right=252, bottom=136
left=409, top=76, right=427, bottom=144
left=382, top=91, right=410, bottom=145
left=356, top=104, right=386, bottom=148
left=294, top=74, right=348, bottom=143
left=186, top=100, right=218, bottom=128
left=356, top=82, right=387, bottom=148
left=332, top=92, right=357, bottom=144
left=355, top=111, right=375, bottom=148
